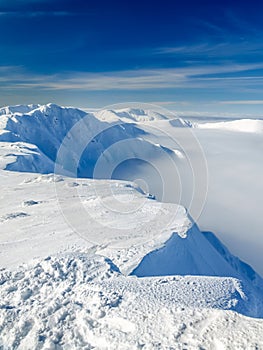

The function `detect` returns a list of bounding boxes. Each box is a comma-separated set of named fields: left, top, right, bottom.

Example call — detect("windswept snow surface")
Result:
left=1, top=104, right=263, bottom=348
left=1, top=253, right=263, bottom=350
left=0, top=170, right=263, bottom=348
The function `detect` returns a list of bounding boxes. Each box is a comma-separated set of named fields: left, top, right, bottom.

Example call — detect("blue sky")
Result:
left=1, top=0, right=263, bottom=115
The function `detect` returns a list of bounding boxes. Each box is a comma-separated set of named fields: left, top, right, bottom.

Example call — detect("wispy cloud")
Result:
left=1, top=62, right=263, bottom=92
left=0, top=0, right=74, bottom=17
left=196, top=20, right=227, bottom=37
left=146, top=101, right=190, bottom=106
left=0, top=65, right=21, bottom=72
left=220, top=100, right=263, bottom=105
left=0, top=10, right=72, bottom=17
left=155, top=41, right=263, bottom=59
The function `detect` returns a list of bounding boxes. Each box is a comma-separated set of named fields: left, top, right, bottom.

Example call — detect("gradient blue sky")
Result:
left=1, top=0, right=263, bottom=115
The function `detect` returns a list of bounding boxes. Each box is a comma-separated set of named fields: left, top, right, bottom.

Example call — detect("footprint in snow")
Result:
left=101, top=316, right=136, bottom=334
left=67, top=182, right=80, bottom=188
left=22, top=200, right=40, bottom=207
left=0, top=212, right=29, bottom=223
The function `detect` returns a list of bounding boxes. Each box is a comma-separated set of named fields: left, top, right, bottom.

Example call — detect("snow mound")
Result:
left=0, top=252, right=261, bottom=349
left=197, top=119, right=263, bottom=133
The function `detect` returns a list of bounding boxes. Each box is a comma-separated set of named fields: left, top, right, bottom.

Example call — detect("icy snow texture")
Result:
left=0, top=253, right=263, bottom=349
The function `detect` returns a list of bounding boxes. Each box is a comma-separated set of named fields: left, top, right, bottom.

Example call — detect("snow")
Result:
left=0, top=103, right=263, bottom=348
left=197, top=118, right=263, bottom=133
left=0, top=103, right=183, bottom=179
left=0, top=252, right=263, bottom=349
left=0, top=171, right=191, bottom=270
left=131, top=225, right=263, bottom=290
left=0, top=104, right=40, bottom=116
left=100, top=108, right=169, bottom=122
left=0, top=141, right=54, bottom=173
left=0, top=170, right=262, bottom=348
left=0, top=254, right=262, bottom=349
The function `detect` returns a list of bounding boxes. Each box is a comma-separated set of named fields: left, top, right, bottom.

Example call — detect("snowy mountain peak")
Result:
left=94, top=107, right=169, bottom=123
left=112, top=107, right=169, bottom=122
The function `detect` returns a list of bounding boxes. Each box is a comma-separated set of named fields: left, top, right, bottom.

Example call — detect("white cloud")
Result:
left=220, top=100, right=263, bottom=105
left=156, top=41, right=263, bottom=58
left=1, top=63, right=263, bottom=92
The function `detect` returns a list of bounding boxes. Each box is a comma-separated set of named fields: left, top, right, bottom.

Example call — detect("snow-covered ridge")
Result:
left=96, top=107, right=169, bottom=122
left=1, top=171, right=262, bottom=314
left=131, top=225, right=263, bottom=290
left=0, top=103, right=189, bottom=176
left=130, top=226, right=263, bottom=314
left=0, top=104, right=40, bottom=116
left=95, top=107, right=193, bottom=127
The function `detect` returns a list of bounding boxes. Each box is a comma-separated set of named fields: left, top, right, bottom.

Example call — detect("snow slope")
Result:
left=0, top=142, right=54, bottom=174
left=131, top=225, right=263, bottom=291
